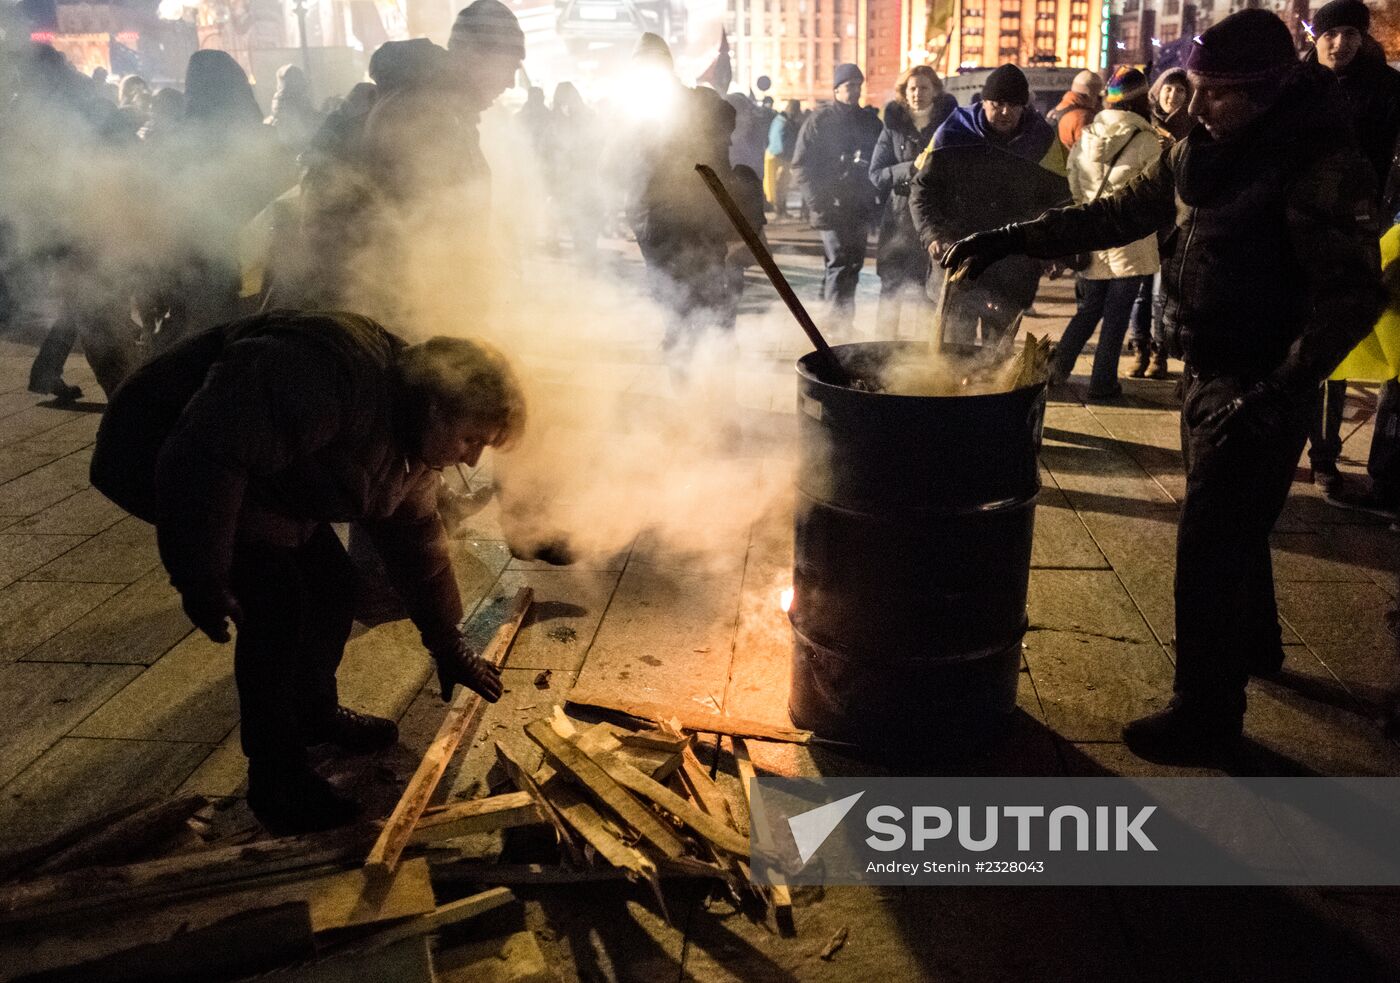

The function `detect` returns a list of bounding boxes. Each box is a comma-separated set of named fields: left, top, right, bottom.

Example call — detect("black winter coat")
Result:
left=91, top=311, right=465, bottom=650
left=1306, top=39, right=1400, bottom=191
left=1017, top=65, right=1384, bottom=390
left=792, top=101, right=883, bottom=229
left=869, top=98, right=954, bottom=280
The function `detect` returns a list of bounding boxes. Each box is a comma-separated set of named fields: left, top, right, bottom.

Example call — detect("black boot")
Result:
left=247, top=759, right=362, bottom=835
left=301, top=705, right=399, bottom=754
left=1122, top=698, right=1243, bottom=765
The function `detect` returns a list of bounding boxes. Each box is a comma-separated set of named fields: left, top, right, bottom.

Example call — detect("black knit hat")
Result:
left=981, top=64, right=1029, bottom=104
left=1312, top=0, right=1370, bottom=36
left=1184, top=9, right=1296, bottom=86
left=833, top=63, right=864, bottom=88
left=449, top=0, right=525, bottom=60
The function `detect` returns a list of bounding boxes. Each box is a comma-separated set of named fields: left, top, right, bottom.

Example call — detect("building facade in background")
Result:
left=729, top=0, right=1105, bottom=106
left=1109, top=0, right=1315, bottom=69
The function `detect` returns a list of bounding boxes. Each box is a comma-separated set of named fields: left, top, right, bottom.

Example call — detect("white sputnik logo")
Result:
left=787, top=791, right=865, bottom=865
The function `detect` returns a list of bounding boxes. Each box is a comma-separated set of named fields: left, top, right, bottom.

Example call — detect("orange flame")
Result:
left=779, top=587, right=794, bottom=613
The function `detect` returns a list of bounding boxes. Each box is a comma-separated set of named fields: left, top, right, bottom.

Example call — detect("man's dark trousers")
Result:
left=231, top=523, right=357, bottom=765
left=820, top=217, right=867, bottom=323
left=1175, top=368, right=1309, bottom=716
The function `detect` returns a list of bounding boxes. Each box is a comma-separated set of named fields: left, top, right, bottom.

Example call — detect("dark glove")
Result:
left=181, top=581, right=242, bottom=643
left=431, top=634, right=504, bottom=703
left=941, top=225, right=1027, bottom=281
left=1198, top=379, right=1295, bottom=448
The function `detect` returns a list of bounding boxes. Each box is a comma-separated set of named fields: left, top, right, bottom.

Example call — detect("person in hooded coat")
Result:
left=868, top=65, right=956, bottom=338
left=264, top=64, right=323, bottom=156
left=1050, top=68, right=1161, bottom=398
left=1300, top=0, right=1400, bottom=498
left=942, top=11, right=1384, bottom=763
left=165, top=50, right=294, bottom=346
left=549, top=81, right=606, bottom=266
left=911, top=63, right=1069, bottom=347
left=1047, top=70, right=1104, bottom=149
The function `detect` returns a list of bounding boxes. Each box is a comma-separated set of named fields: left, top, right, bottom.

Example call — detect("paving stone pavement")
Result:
left=2, top=221, right=1399, bottom=981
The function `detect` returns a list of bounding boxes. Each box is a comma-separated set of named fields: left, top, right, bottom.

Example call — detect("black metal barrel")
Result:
left=790, top=341, right=1046, bottom=747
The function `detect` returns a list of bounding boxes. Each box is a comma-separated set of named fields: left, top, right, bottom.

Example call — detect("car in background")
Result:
left=555, top=0, right=687, bottom=56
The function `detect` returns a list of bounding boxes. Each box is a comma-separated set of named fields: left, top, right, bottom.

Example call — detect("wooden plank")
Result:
left=618, top=729, right=692, bottom=754
left=0, top=828, right=373, bottom=924
left=505, top=737, right=653, bottom=879
left=495, top=741, right=583, bottom=862
left=366, top=587, right=532, bottom=876
left=9, top=901, right=316, bottom=983
left=408, top=792, right=542, bottom=845
left=431, top=857, right=729, bottom=886
left=678, top=748, right=735, bottom=829
left=524, top=720, right=688, bottom=861
left=732, top=736, right=793, bottom=936
left=566, top=689, right=812, bottom=744
left=34, top=795, right=206, bottom=875
left=323, top=887, right=514, bottom=956
left=586, top=750, right=749, bottom=858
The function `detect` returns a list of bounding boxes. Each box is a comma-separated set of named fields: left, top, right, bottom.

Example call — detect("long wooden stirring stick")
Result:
left=693, top=164, right=850, bottom=387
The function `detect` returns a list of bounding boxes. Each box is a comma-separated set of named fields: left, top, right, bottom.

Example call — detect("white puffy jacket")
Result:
left=1067, top=109, right=1162, bottom=280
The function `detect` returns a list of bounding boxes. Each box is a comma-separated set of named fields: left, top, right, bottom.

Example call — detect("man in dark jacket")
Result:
left=912, top=64, right=1069, bottom=347
left=792, top=63, right=883, bottom=328
left=1301, top=0, right=1400, bottom=505
left=91, top=311, right=523, bottom=833
left=944, top=10, right=1384, bottom=763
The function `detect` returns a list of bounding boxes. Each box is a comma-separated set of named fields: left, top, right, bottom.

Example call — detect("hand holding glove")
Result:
left=1198, top=379, right=1296, bottom=448
left=431, top=633, right=504, bottom=703
left=181, top=581, right=241, bottom=643
left=941, top=225, right=1027, bottom=281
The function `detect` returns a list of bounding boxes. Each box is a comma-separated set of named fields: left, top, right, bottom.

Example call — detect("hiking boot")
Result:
left=1323, top=482, right=1398, bottom=520
left=1310, top=463, right=1345, bottom=498
left=1145, top=349, right=1170, bottom=379
left=247, top=760, right=362, bottom=835
left=1128, top=347, right=1150, bottom=378
left=29, top=378, right=83, bottom=404
left=1122, top=698, right=1242, bottom=765
left=301, top=705, right=398, bottom=754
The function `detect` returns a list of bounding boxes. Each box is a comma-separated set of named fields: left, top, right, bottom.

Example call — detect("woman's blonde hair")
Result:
left=895, top=65, right=941, bottom=107
left=399, top=336, right=528, bottom=450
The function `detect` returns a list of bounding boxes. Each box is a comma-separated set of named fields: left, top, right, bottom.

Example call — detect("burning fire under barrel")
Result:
left=788, top=342, right=1047, bottom=748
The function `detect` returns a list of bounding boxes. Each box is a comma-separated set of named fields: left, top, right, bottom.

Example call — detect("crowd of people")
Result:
left=3, top=0, right=1400, bottom=828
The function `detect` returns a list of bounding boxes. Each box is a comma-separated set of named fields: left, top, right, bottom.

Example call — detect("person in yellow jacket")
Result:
left=1326, top=223, right=1400, bottom=521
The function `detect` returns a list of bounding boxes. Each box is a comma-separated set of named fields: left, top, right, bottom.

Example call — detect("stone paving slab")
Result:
left=462, top=567, right=622, bottom=673
left=26, top=513, right=159, bottom=583
left=0, top=450, right=91, bottom=517
left=0, top=661, right=143, bottom=786
left=0, top=736, right=210, bottom=853
left=7, top=486, right=127, bottom=536
left=23, top=568, right=192, bottom=665
left=69, top=630, right=238, bottom=743
left=0, top=532, right=89, bottom=588
left=1277, top=581, right=1398, bottom=705
left=0, top=580, right=123, bottom=663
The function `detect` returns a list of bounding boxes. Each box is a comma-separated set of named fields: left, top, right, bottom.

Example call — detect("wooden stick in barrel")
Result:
left=694, top=164, right=850, bottom=387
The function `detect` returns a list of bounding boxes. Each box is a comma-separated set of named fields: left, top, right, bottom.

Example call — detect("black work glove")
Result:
left=181, top=581, right=242, bottom=643
left=941, top=225, right=1028, bottom=281
left=431, top=634, right=504, bottom=703
left=1198, top=379, right=1295, bottom=448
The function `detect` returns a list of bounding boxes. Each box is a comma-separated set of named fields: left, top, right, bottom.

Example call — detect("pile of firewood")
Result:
left=0, top=588, right=801, bottom=982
